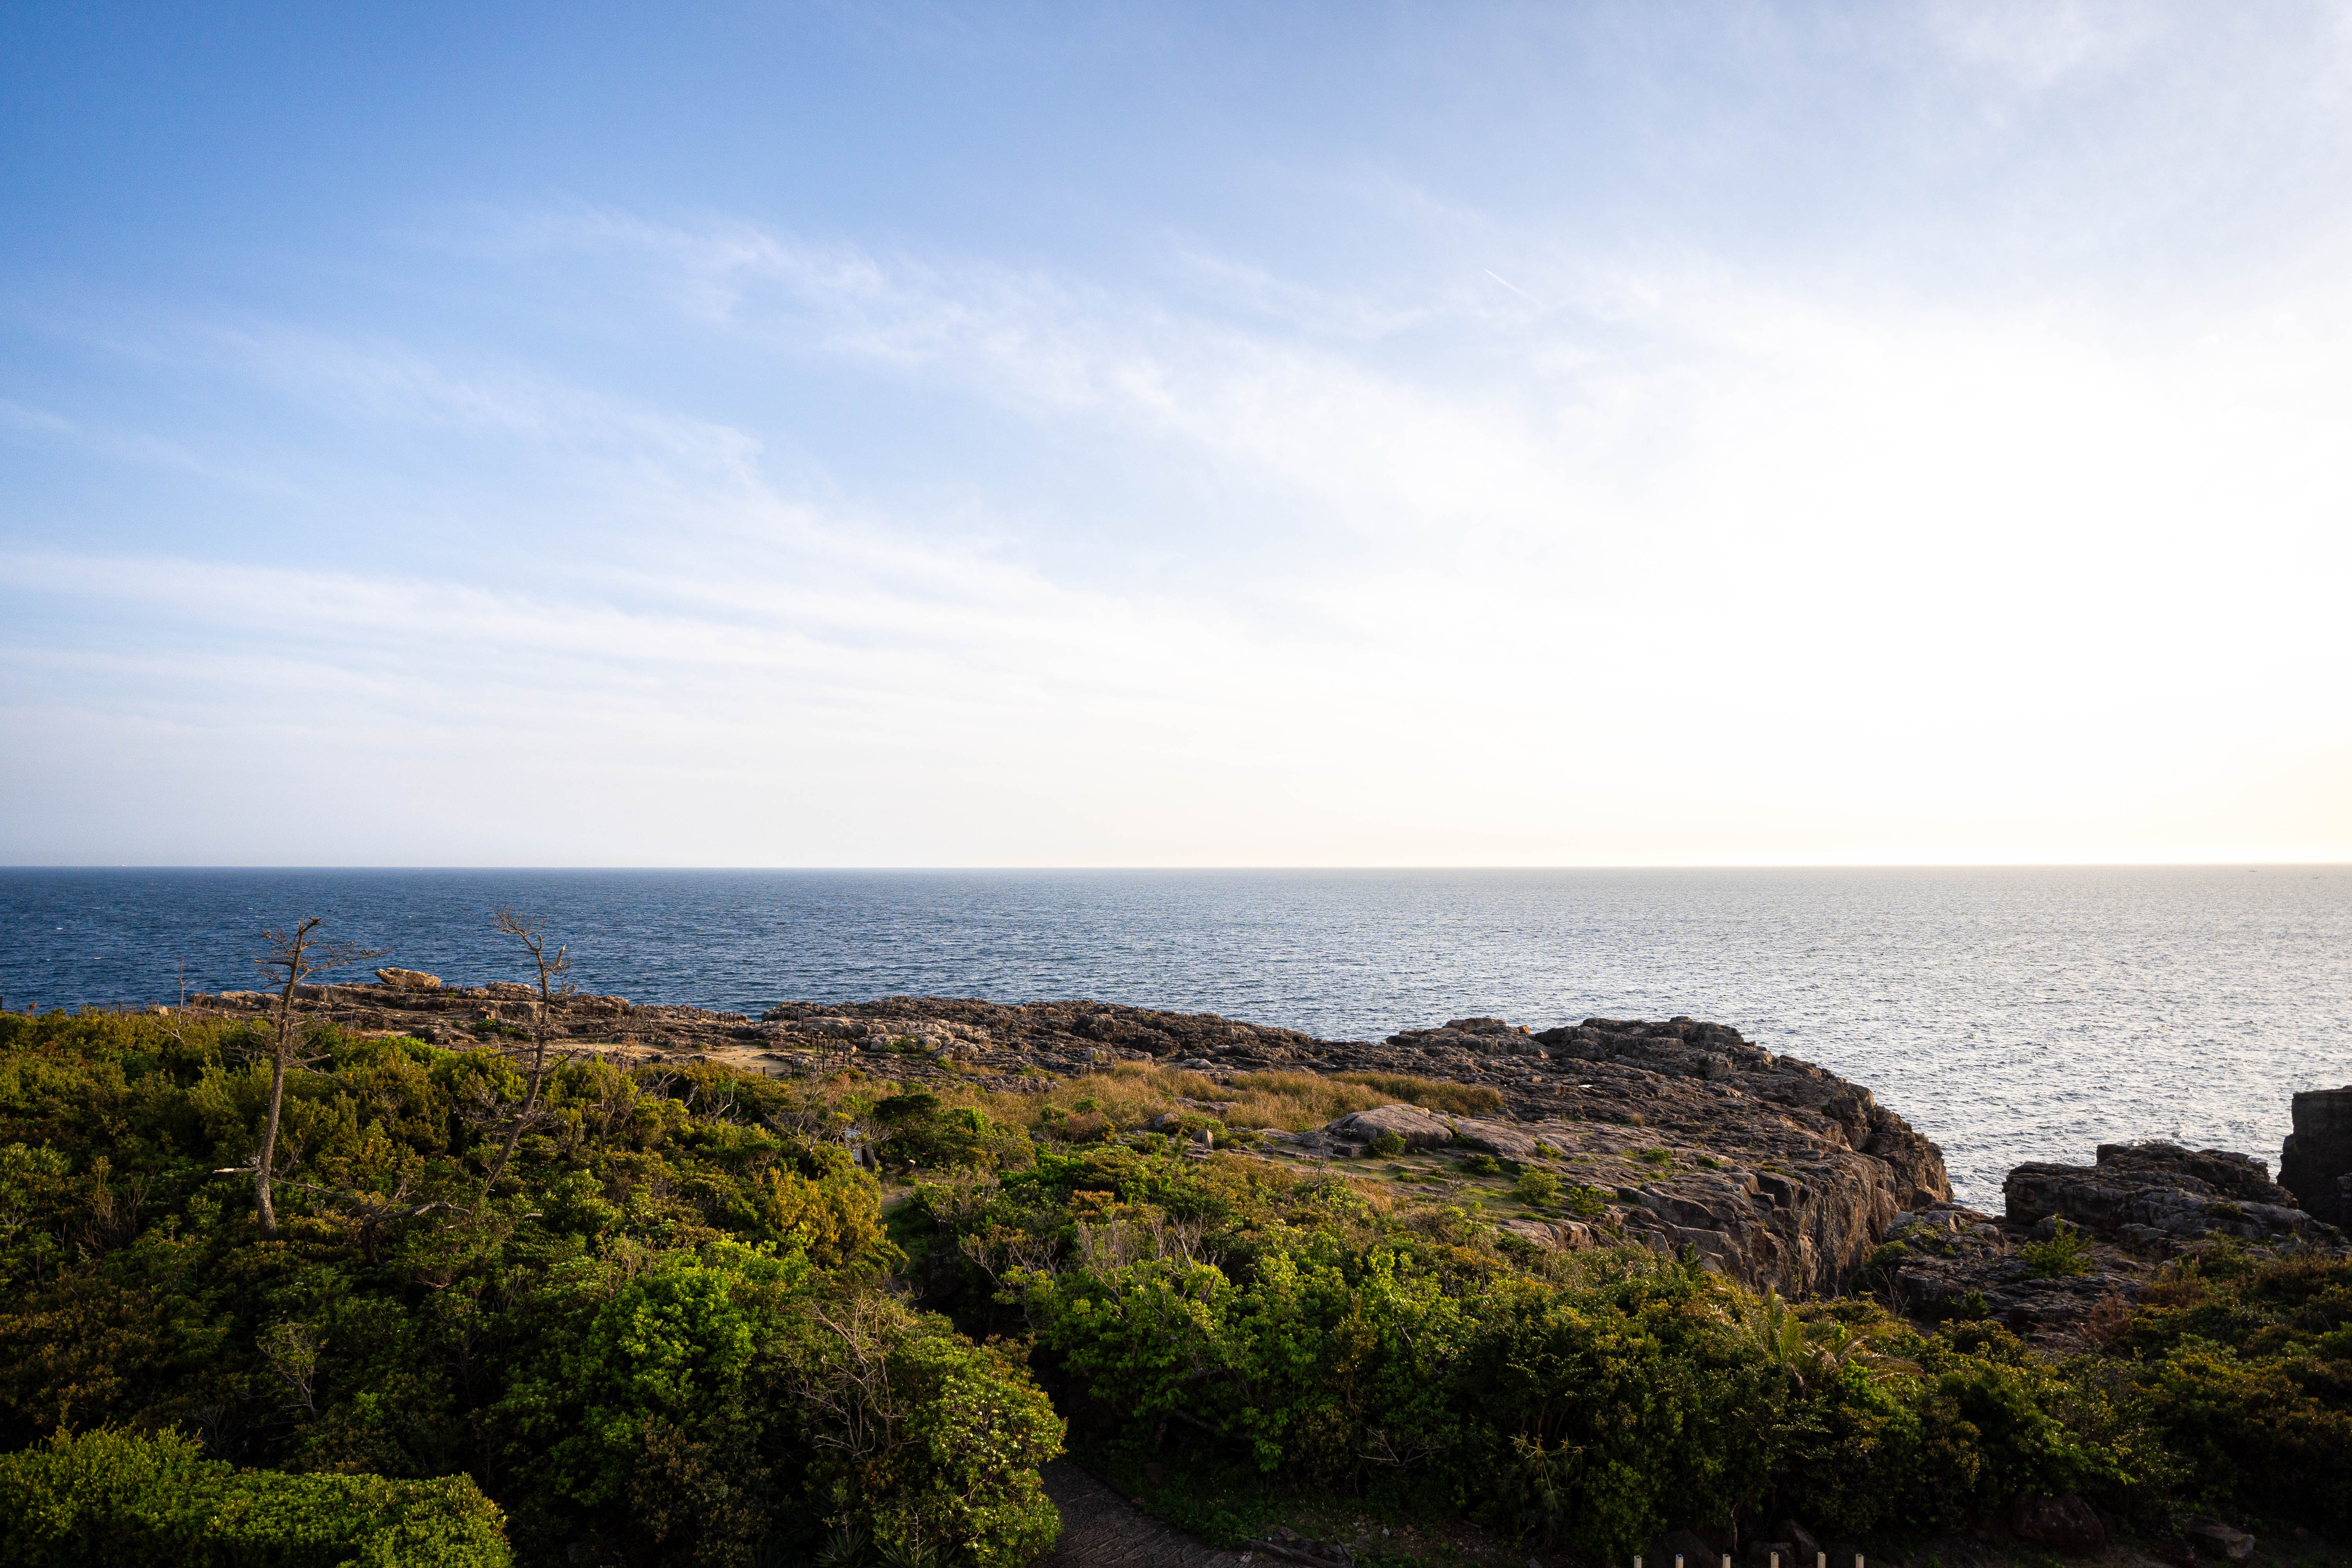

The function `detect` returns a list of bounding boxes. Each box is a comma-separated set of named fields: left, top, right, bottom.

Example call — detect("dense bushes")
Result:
left=8, top=1005, right=2350, bottom=1561
left=0, top=1010, right=1063, bottom=1567
left=2105, top=1249, right=2352, bottom=1522
left=909, top=1137, right=2352, bottom=1551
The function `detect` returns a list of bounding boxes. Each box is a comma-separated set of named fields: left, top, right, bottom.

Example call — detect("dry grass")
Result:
left=1333, top=1072, right=1504, bottom=1117
left=1216, top=1070, right=1499, bottom=1131
left=984, top=1063, right=1218, bottom=1139
left=1219, top=1071, right=1387, bottom=1131
left=974, top=1062, right=1504, bottom=1138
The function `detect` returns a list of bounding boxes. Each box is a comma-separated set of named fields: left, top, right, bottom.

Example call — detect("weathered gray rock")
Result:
left=1886, top=1131, right=2352, bottom=1342
left=2187, top=1520, right=2256, bottom=1564
left=2281, top=1085, right=2352, bottom=1228
left=1328, top=1106, right=1543, bottom=1160
left=374, top=967, right=441, bottom=990
left=1873, top=1202, right=2145, bottom=1338
left=2011, top=1494, right=2105, bottom=1555
left=1387, top=1018, right=1541, bottom=1056
left=2007, top=1141, right=2339, bottom=1246
left=1328, top=1104, right=1454, bottom=1150
left=1498, top=1216, right=1600, bottom=1251
left=570, top=994, right=633, bottom=1017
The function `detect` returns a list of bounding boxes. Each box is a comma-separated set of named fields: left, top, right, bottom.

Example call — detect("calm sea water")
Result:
left=3, top=867, right=2347, bottom=1206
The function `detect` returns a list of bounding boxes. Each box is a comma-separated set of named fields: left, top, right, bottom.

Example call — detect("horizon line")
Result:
left=4, top=861, right=2348, bottom=874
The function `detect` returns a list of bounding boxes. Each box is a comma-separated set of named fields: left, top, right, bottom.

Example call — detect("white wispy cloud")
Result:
left=11, top=164, right=2352, bottom=862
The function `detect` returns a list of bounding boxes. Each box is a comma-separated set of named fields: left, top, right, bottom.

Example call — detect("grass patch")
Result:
left=1333, top=1072, right=1505, bottom=1116
left=1220, top=1071, right=1388, bottom=1130
left=983, top=1063, right=1220, bottom=1138
left=971, top=1065, right=1503, bottom=1139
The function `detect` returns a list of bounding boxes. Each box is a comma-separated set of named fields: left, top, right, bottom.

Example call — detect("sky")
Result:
left=3, top=1, right=2350, bottom=867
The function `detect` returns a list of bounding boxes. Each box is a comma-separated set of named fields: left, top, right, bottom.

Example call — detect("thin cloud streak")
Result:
left=6, top=4, right=2352, bottom=863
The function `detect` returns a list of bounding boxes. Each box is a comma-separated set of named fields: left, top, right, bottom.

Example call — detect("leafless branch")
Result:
left=474, top=908, right=574, bottom=1208
left=248, top=918, right=387, bottom=1239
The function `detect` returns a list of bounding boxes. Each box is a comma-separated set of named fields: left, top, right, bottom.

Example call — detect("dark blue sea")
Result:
left=4, top=866, right=2348, bottom=1205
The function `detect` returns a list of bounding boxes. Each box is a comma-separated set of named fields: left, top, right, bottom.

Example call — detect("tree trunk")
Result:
left=477, top=1042, right=548, bottom=1204
left=256, top=993, right=293, bottom=1238
left=477, top=981, right=551, bottom=1206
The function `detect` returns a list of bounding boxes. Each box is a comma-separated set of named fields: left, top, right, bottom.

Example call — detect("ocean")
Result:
left=3, top=865, right=2347, bottom=1207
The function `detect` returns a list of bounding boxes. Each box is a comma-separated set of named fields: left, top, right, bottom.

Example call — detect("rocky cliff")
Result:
left=2281, top=1085, right=2352, bottom=1228
left=178, top=980, right=2351, bottom=1317
left=183, top=984, right=1950, bottom=1298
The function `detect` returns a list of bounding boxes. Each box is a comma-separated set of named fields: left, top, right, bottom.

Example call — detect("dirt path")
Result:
left=1038, top=1460, right=1243, bottom=1568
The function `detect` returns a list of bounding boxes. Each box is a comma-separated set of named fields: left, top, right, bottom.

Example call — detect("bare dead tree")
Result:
left=248, top=918, right=386, bottom=1239
left=474, top=907, right=573, bottom=1207
left=797, top=1296, right=913, bottom=1465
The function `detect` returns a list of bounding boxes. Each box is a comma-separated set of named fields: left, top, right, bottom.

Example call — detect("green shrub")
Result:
left=1850, top=1240, right=1909, bottom=1292
left=876, top=1099, right=1035, bottom=1173
left=2018, top=1220, right=2094, bottom=1279
left=1456, top=1154, right=1504, bottom=1177
left=1366, top=1131, right=1407, bottom=1158
left=1562, top=1184, right=1610, bottom=1219
left=849, top=1323, right=1063, bottom=1568
left=1510, top=1170, right=1561, bottom=1205
left=0, top=1426, right=510, bottom=1567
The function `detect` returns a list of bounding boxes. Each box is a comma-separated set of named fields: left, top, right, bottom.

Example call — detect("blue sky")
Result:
left=5, top=2, right=2350, bottom=865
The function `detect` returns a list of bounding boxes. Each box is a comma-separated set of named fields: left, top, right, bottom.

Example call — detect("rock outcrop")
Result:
left=180, top=985, right=1951, bottom=1299
left=1873, top=1140, right=2349, bottom=1343
left=2010, top=1494, right=2106, bottom=1556
left=2281, top=1085, right=2352, bottom=1228
left=2007, top=1141, right=2337, bottom=1249
left=1259, top=1018, right=1953, bottom=1296
left=374, top=967, right=442, bottom=990
left=1872, top=1202, right=2147, bottom=1338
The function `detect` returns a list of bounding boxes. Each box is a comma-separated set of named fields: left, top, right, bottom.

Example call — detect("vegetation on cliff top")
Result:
left=0, top=1006, right=1058, bottom=1566
left=0, top=998, right=2347, bottom=1566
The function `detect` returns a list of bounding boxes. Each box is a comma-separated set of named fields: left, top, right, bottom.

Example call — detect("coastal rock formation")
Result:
left=374, top=967, right=441, bottom=990
left=1873, top=1201, right=2146, bottom=1337
left=2281, top=1086, right=2352, bottom=1228
left=2006, top=1141, right=2337, bottom=1248
left=180, top=985, right=1952, bottom=1298
left=1874, top=1141, right=2348, bottom=1342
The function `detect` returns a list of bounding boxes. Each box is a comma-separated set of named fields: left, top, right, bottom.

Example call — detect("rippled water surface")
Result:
left=4, top=866, right=2347, bottom=1205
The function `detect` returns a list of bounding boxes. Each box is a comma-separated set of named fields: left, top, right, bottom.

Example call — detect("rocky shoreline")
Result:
left=180, top=977, right=2352, bottom=1330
